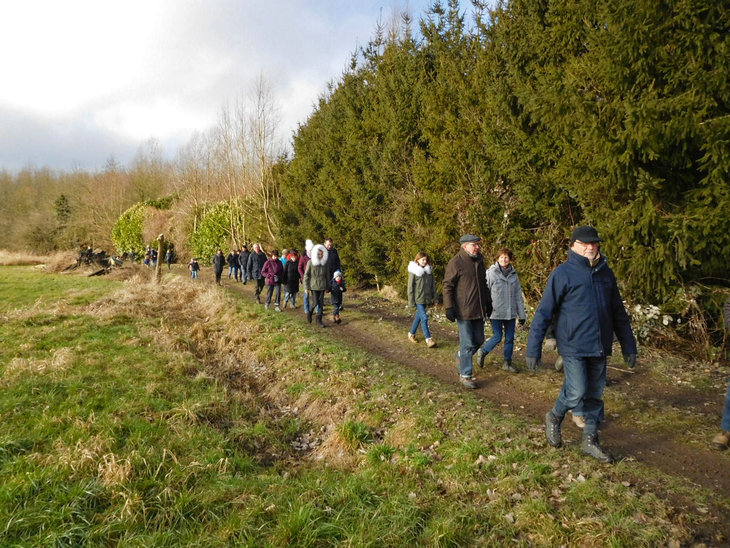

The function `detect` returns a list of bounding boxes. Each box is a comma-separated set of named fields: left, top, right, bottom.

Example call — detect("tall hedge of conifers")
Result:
left=277, top=0, right=729, bottom=316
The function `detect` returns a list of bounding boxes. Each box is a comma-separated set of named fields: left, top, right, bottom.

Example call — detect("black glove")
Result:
left=525, top=356, right=541, bottom=371
left=518, top=318, right=526, bottom=326
left=623, top=354, right=637, bottom=369
left=445, top=308, right=456, bottom=322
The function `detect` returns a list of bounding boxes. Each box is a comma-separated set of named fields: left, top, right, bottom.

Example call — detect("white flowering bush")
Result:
left=627, top=302, right=681, bottom=342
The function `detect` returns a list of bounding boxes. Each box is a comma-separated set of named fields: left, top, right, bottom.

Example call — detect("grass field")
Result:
left=0, top=265, right=716, bottom=546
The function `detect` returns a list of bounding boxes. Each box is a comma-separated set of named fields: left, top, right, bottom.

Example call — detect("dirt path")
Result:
left=218, top=278, right=729, bottom=541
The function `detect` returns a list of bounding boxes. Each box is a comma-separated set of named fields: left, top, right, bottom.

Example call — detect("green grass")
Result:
left=0, top=266, right=719, bottom=546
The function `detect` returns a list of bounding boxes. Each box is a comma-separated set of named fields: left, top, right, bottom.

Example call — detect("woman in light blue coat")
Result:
left=476, top=248, right=526, bottom=372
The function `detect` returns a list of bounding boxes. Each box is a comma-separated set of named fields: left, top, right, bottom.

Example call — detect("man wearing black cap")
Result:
left=443, top=234, right=493, bottom=389
left=526, top=225, right=637, bottom=463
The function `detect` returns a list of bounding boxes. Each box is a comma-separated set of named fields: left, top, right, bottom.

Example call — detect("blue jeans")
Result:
left=284, top=291, right=297, bottom=307
left=722, top=378, right=730, bottom=431
left=191, top=270, right=198, bottom=280
left=303, top=291, right=310, bottom=314
left=481, top=319, right=516, bottom=360
left=333, top=303, right=341, bottom=316
left=552, top=356, right=606, bottom=435
left=457, top=319, right=485, bottom=378
left=409, top=304, right=431, bottom=339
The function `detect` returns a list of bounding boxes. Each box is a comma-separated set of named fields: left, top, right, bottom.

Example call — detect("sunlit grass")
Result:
left=0, top=266, right=717, bottom=546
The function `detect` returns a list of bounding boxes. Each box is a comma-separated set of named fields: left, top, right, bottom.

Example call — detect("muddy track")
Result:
left=219, top=279, right=730, bottom=541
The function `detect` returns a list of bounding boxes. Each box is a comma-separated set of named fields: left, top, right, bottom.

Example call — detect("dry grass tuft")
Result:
left=384, top=415, right=419, bottom=448
left=52, top=434, right=111, bottom=476
left=41, top=251, right=84, bottom=272
left=98, top=453, right=133, bottom=487
left=3, top=347, right=75, bottom=381
left=310, top=425, right=362, bottom=468
left=0, top=249, right=60, bottom=266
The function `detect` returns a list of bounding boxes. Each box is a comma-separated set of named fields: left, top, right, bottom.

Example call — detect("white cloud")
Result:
left=0, top=0, right=449, bottom=171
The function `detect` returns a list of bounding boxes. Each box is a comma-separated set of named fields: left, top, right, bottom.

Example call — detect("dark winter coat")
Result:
left=486, top=262, right=526, bottom=321
left=407, top=261, right=437, bottom=307
left=326, top=246, right=341, bottom=278
left=261, top=258, right=284, bottom=286
left=247, top=250, right=267, bottom=280
left=330, top=277, right=346, bottom=305
left=526, top=250, right=637, bottom=358
left=212, top=253, right=226, bottom=274
left=239, top=250, right=251, bottom=270
left=442, top=249, right=492, bottom=321
left=188, top=260, right=200, bottom=272
left=284, top=259, right=300, bottom=293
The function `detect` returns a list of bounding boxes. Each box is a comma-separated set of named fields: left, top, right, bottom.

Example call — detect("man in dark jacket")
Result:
left=443, top=234, right=492, bottom=389
left=324, top=238, right=341, bottom=280
left=212, top=249, right=226, bottom=286
left=247, top=243, right=267, bottom=303
left=239, top=246, right=251, bottom=284
left=526, top=226, right=637, bottom=463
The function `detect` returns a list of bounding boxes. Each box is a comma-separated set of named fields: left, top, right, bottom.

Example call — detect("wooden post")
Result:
left=155, top=234, right=164, bottom=284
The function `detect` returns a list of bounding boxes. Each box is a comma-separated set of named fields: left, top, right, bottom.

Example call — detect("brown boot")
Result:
left=711, top=431, right=729, bottom=450
left=426, top=337, right=437, bottom=348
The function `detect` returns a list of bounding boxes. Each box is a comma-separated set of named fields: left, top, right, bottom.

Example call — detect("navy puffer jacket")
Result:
left=526, top=250, right=636, bottom=358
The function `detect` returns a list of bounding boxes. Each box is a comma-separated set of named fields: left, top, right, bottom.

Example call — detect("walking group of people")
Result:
left=434, top=226, right=637, bottom=463
left=195, top=238, right=345, bottom=327
left=187, top=225, right=730, bottom=464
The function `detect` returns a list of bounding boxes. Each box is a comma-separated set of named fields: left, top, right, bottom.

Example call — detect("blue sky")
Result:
left=0, top=0, right=473, bottom=173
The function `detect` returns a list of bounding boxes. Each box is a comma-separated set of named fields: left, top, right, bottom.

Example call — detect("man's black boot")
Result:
left=545, top=411, right=563, bottom=448
left=581, top=433, right=614, bottom=463
left=502, top=359, right=518, bottom=373
left=307, top=310, right=313, bottom=324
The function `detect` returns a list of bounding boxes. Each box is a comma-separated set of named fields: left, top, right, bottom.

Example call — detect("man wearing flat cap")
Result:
left=443, top=234, right=493, bottom=389
left=526, top=225, right=637, bottom=463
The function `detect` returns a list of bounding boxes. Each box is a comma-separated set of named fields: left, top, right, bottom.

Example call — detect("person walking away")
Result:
left=303, top=243, right=329, bottom=327
left=212, top=249, right=226, bottom=286
left=283, top=249, right=301, bottom=308
left=227, top=250, right=237, bottom=279
left=247, top=243, right=267, bottom=303
left=165, top=248, right=173, bottom=270
left=188, top=257, right=200, bottom=280
left=299, top=239, right=314, bottom=317
left=239, top=246, right=251, bottom=284
left=526, top=226, right=637, bottom=463
left=330, top=270, right=346, bottom=324
left=476, top=248, right=526, bottom=373
left=443, top=234, right=492, bottom=389
left=407, top=252, right=438, bottom=348
left=711, top=296, right=730, bottom=450
left=261, top=250, right=284, bottom=311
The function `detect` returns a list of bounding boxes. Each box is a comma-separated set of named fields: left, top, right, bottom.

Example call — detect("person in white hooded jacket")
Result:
left=407, top=252, right=438, bottom=348
left=476, top=247, right=526, bottom=372
left=303, top=243, right=329, bottom=327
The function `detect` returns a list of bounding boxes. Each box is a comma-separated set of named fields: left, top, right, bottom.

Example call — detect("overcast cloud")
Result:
left=0, top=0, right=444, bottom=172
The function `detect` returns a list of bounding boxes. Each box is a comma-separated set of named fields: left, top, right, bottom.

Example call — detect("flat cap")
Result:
left=459, top=234, right=481, bottom=244
left=571, top=225, right=602, bottom=243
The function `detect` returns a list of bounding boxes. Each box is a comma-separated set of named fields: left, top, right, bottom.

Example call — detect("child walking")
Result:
left=330, top=270, right=346, bottom=324
left=188, top=258, right=200, bottom=280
